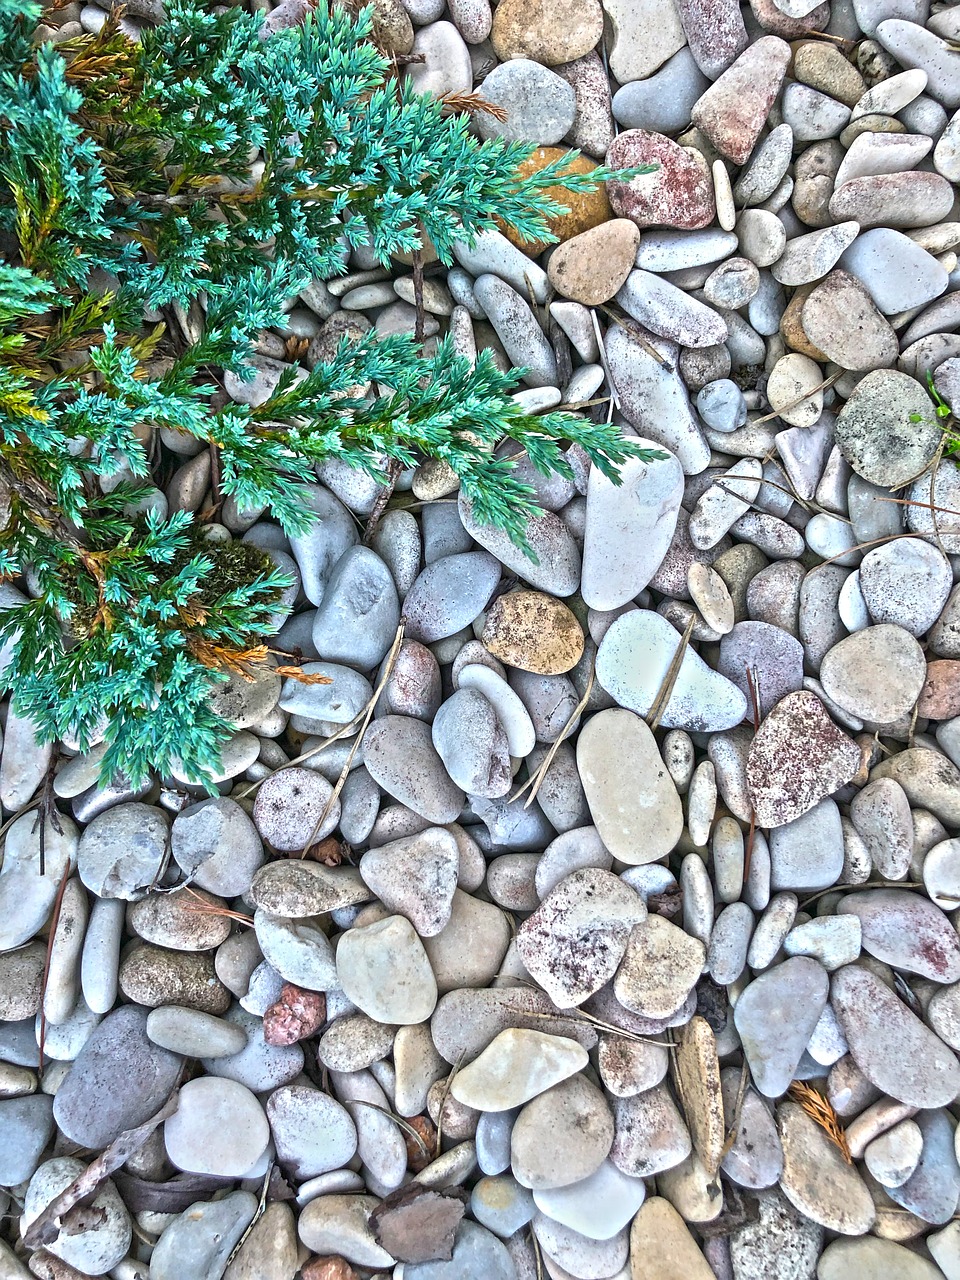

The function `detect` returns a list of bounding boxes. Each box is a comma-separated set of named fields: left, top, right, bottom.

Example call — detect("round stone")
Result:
left=164, top=1077, right=269, bottom=1177
left=253, top=767, right=341, bottom=852
left=490, top=0, right=603, bottom=64
left=819, top=625, right=927, bottom=725
left=265, top=1084, right=358, bottom=1179
left=77, top=802, right=170, bottom=901
left=482, top=591, right=584, bottom=674
left=171, top=797, right=265, bottom=897
left=511, top=1074, right=614, bottom=1190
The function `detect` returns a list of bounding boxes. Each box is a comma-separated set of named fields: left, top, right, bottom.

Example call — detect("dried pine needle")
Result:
left=788, top=1080, right=852, bottom=1163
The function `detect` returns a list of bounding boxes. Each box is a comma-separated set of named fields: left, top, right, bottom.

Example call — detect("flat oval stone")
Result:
left=840, top=227, right=948, bottom=314
left=581, top=449, right=683, bottom=610
left=252, top=767, right=341, bottom=851
left=516, top=867, right=647, bottom=1007
left=511, top=1074, right=613, bottom=1190
left=733, top=957, right=829, bottom=1097
left=266, top=1084, right=358, bottom=1180
left=596, top=610, right=748, bottom=731
left=77, top=802, right=171, bottom=901
left=459, top=495, right=581, bottom=597
left=164, top=1076, right=269, bottom=1177
left=859, top=538, right=952, bottom=638
left=778, top=1100, right=876, bottom=1234
left=576, top=708, right=683, bottom=864
left=605, top=327, right=712, bottom=475
left=151, top=1190, right=258, bottom=1280
left=490, top=0, right=604, bottom=64
left=171, top=797, right=264, bottom=897
left=23, top=1157, right=132, bottom=1276
left=838, top=888, right=960, bottom=982
left=297, top=1194, right=394, bottom=1269
left=402, top=551, right=501, bottom=643
left=819, top=625, right=926, bottom=724
left=119, top=944, right=230, bottom=1014
left=720, top=1071, right=783, bottom=1190
left=310, top=545, right=399, bottom=671
left=718, top=621, right=804, bottom=720
left=147, top=1007, right=248, bottom=1058
left=451, top=1029, right=589, bottom=1112
left=128, top=888, right=231, bottom=951
left=819, top=1238, right=943, bottom=1280
left=336, top=914, right=438, bottom=1025
left=432, top=988, right=597, bottom=1072
left=482, top=591, right=584, bottom=675
left=835, top=368, right=940, bottom=488
left=617, top=270, right=728, bottom=349
left=363, top=716, right=465, bottom=823
left=768, top=798, right=844, bottom=893
left=53, top=1005, right=182, bottom=1148
left=832, top=964, right=960, bottom=1108
left=533, top=1158, right=645, bottom=1240
left=746, top=690, right=861, bottom=827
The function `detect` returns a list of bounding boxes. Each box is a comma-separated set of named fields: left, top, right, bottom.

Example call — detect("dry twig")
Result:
left=788, top=1080, right=852, bottom=1163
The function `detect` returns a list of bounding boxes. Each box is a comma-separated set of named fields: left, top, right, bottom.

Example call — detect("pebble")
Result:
left=612, top=49, right=708, bottom=135
left=839, top=888, right=960, bottom=982
left=596, top=610, right=748, bottom=731
left=336, top=914, right=438, bottom=1024
left=778, top=1101, right=877, bottom=1234
left=800, top=269, right=899, bottom=371
left=517, top=866, right=646, bottom=1006
left=490, top=0, right=603, bottom=64
left=23, top=1157, right=132, bottom=1275
left=746, top=690, right=861, bottom=827
left=402, top=550, right=501, bottom=643
left=832, top=964, right=960, bottom=1107
left=364, top=715, right=465, bottom=822
left=164, top=1076, right=270, bottom=1176
left=53, top=1005, right=181, bottom=1148
left=359, top=827, right=459, bottom=936
left=151, top=1191, right=259, bottom=1280
left=615, top=915, right=706, bottom=1019
left=511, top=1074, right=613, bottom=1190
left=482, top=590, right=584, bottom=673
left=820, top=624, right=926, bottom=724
left=692, top=36, right=792, bottom=164
left=452, top=1029, right=588, bottom=1111
left=607, top=131, right=715, bottom=231
left=734, top=957, right=829, bottom=1096
left=576, top=708, right=682, bottom=863
left=477, top=60, right=576, bottom=145
left=835, top=367, right=940, bottom=487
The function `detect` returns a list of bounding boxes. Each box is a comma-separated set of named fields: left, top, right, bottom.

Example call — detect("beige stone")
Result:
left=547, top=219, right=640, bottom=305
left=629, top=1197, right=714, bottom=1280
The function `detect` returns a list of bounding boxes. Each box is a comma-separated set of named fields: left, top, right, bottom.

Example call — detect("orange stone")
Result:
left=498, top=148, right=611, bottom=253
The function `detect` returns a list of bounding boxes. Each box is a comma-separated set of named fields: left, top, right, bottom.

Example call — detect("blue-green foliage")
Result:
left=0, top=0, right=659, bottom=788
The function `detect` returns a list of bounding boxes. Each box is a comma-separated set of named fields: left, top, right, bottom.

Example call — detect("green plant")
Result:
left=0, top=0, right=660, bottom=788
left=909, top=371, right=958, bottom=456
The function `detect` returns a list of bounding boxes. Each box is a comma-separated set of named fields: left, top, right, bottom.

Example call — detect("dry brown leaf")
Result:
left=787, top=1080, right=852, bottom=1163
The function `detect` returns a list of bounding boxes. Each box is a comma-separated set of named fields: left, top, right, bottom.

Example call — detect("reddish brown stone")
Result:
left=746, top=690, right=862, bottom=827
left=262, top=983, right=326, bottom=1046
left=403, top=1114, right=438, bottom=1172
left=606, top=130, right=715, bottom=231
left=918, top=660, right=960, bottom=720
left=691, top=35, right=791, bottom=165
left=302, top=1259, right=358, bottom=1280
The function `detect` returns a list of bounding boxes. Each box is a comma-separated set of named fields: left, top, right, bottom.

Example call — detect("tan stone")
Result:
left=491, top=0, right=604, bottom=65
left=800, top=269, right=898, bottom=372
left=500, top=148, right=611, bottom=252
left=630, top=1197, right=714, bottom=1280
left=547, top=218, right=640, bottom=305
left=778, top=1101, right=877, bottom=1234
left=672, top=1017, right=724, bottom=1178
left=482, top=591, right=584, bottom=674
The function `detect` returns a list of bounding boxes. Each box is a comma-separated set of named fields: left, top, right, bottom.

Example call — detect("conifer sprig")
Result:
left=0, top=0, right=662, bottom=787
